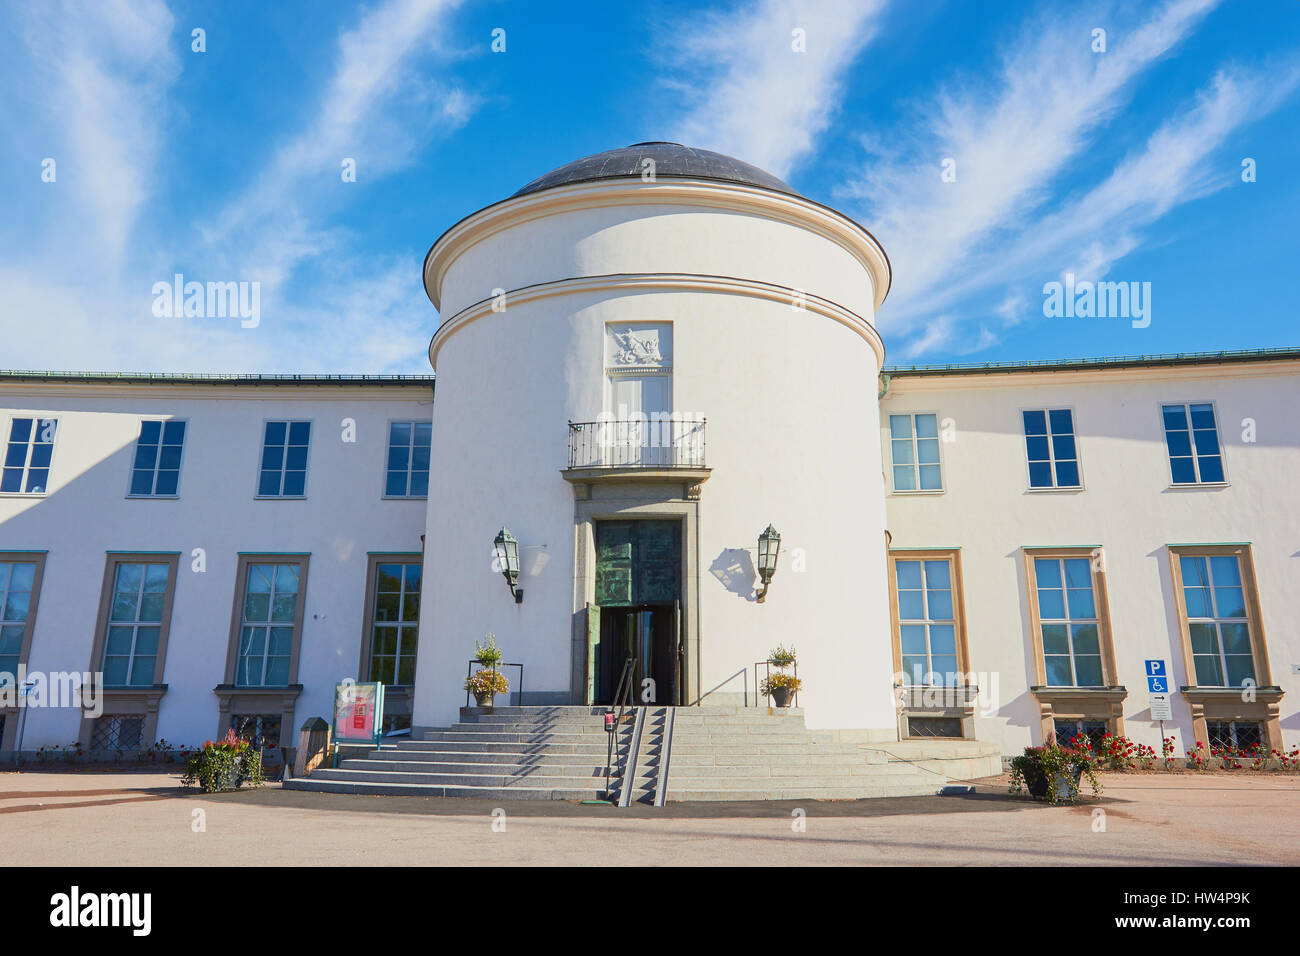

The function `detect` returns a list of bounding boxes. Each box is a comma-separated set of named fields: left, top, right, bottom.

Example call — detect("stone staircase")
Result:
left=284, top=704, right=947, bottom=802
left=663, top=705, right=940, bottom=800
left=286, top=706, right=625, bottom=800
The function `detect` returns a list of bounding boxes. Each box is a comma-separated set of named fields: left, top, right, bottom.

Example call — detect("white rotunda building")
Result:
left=414, top=142, right=898, bottom=734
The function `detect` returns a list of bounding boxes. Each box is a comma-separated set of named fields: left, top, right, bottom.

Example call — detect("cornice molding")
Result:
left=423, top=178, right=891, bottom=312
left=427, top=273, right=886, bottom=369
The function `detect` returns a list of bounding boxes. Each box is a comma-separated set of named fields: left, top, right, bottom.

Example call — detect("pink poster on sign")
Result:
left=334, top=683, right=381, bottom=743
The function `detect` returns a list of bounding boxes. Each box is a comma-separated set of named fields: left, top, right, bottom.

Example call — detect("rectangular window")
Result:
left=101, top=562, right=172, bottom=686
left=1023, top=408, right=1080, bottom=488
left=1033, top=556, right=1104, bottom=687
left=1054, top=719, right=1108, bottom=749
left=1179, top=554, right=1255, bottom=687
left=1162, top=403, right=1225, bottom=484
left=907, top=716, right=962, bottom=738
left=257, top=421, right=311, bottom=497
left=236, top=563, right=301, bottom=686
left=384, top=421, right=431, bottom=497
left=231, top=714, right=282, bottom=750
left=888, top=413, right=942, bottom=492
left=129, top=420, right=186, bottom=496
left=1206, top=720, right=1262, bottom=751
left=0, top=560, right=38, bottom=677
left=2, top=417, right=57, bottom=494
left=368, top=562, right=421, bottom=685
left=893, top=556, right=960, bottom=685
left=91, top=714, right=145, bottom=751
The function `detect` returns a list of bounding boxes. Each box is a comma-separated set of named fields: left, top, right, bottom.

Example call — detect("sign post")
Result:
left=332, top=681, right=385, bottom=767
left=1145, top=659, right=1173, bottom=744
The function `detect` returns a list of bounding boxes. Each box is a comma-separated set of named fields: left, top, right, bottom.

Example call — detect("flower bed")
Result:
left=1081, top=734, right=1299, bottom=773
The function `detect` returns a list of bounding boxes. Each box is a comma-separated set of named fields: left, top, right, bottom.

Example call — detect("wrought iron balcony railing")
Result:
left=567, top=417, right=706, bottom=469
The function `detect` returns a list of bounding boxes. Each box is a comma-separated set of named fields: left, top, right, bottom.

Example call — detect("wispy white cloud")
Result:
left=206, top=0, right=475, bottom=287
left=898, top=60, right=1300, bottom=355
left=661, top=0, right=887, bottom=180
left=844, top=0, right=1222, bottom=347
left=0, top=0, right=474, bottom=374
left=11, top=0, right=179, bottom=272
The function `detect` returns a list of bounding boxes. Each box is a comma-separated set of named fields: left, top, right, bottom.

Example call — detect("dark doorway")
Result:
left=588, top=519, right=683, bottom=706
left=597, top=604, right=678, bottom=706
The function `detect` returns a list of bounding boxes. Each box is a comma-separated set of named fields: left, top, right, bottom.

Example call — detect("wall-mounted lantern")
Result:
left=494, top=527, right=523, bottom=603
left=756, top=524, right=781, bottom=603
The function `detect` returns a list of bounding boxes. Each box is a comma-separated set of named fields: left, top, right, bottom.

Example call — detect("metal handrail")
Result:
left=567, top=418, right=706, bottom=469
left=463, top=660, right=525, bottom=709
left=654, top=707, right=675, bottom=807
left=603, top=655, right=635, bottom=801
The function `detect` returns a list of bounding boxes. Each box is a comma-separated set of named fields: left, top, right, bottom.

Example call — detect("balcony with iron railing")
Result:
left=563, top=417, right=709, bottom=495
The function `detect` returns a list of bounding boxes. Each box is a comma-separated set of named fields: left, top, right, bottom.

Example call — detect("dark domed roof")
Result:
left=511, top=142, right=796, bottom=198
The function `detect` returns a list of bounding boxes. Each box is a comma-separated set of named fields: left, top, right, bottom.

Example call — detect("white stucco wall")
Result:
left=435, top=195, right=879, bottom=321
left=882, top=361, right=1300, bottom=754
left=416, top=180, right=894, bottom=731
left=0, top=383, right=431, bottom=749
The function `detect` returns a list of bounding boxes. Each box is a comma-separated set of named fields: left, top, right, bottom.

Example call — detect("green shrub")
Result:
left=473, top=633, right=504, bottom=666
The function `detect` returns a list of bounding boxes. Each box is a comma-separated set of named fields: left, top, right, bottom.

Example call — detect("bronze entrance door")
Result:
left=588, top=519, right=682, bottom=706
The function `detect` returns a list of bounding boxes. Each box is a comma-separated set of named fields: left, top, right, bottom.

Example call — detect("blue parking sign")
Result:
left=1144, top=659, right=1166, bottom=677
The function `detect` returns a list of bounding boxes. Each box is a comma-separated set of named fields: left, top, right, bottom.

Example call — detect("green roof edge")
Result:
left=0, top=370, right=434, bottom=386
left=882, top=347, right=1300, bottom=377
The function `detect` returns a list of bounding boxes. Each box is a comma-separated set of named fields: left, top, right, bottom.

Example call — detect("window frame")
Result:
left=124, top=417, right=189, bottom=499
left=1023, top=547, right=1119, bottom=688
left=886, top=549, right=971, bottom=685
left=0, top=551, right=49, bottom=734
left=88, top=552, right=181, bottom=689
left=254, top=419, right=313, bottom=500
left=885, top=410, right=946, bottom=495
left=1159, top=400, right=1229, bottom=488
left=358, top=553, right=423, bottom=687
left=381, top=420, right=432, bottom=500
left=1167, top=545, right=1271, bottom=689
left=1018, top=405, right=1084, bottom=492
left=1, top=416, right=60, bottom=497
left=223, top=554, right=311, bottom=688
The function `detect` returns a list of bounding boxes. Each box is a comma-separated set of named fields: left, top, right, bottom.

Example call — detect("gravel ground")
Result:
left=3, top=769, right=1297, bottom=866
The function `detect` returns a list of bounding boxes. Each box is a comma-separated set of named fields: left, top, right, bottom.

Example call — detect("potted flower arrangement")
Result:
left=760, top=645, right=802, bottom=707
left=474, top=633, right=503, bottom=668
left=180, top=728, right=264, bottom=793
left=1008, top=734, right=1101, bottom=804
left=465, top=668, right=509, bottom=711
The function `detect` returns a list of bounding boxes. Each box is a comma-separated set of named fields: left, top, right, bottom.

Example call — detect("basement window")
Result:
left=907, top=716, right=962, bottom=738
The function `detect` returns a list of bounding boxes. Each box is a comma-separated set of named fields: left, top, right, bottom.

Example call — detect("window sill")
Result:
left=253, top=495, right=308, bottom=501
left=0, top=492, right=50, bottom=499
left=1181, top=685, right=1283, bottom=702
left=1164, top=482, right=1230, bottom=491
left=1024, top=485, right=1084, bottom=494
left=381, top=495, right=429, bottom=501
left=1031, top=685, right=1127, bottom=702
left=890, top=489, right=945, bottom=496
left=125, top=495, right=180, bottom=500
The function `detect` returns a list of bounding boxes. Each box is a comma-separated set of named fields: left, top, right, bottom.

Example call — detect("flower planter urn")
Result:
left=474, top=691, right=495, bottom=712
left=1023, top=763, right=1083, bottom=800
left=770, top=686, right=794, bottom=708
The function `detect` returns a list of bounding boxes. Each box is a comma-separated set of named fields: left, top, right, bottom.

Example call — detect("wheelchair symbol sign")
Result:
left=1147, top=675, right=1169, bottom=693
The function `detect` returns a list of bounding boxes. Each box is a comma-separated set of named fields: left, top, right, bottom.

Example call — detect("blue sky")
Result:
left=1, top=0, right=1297, bottom=373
